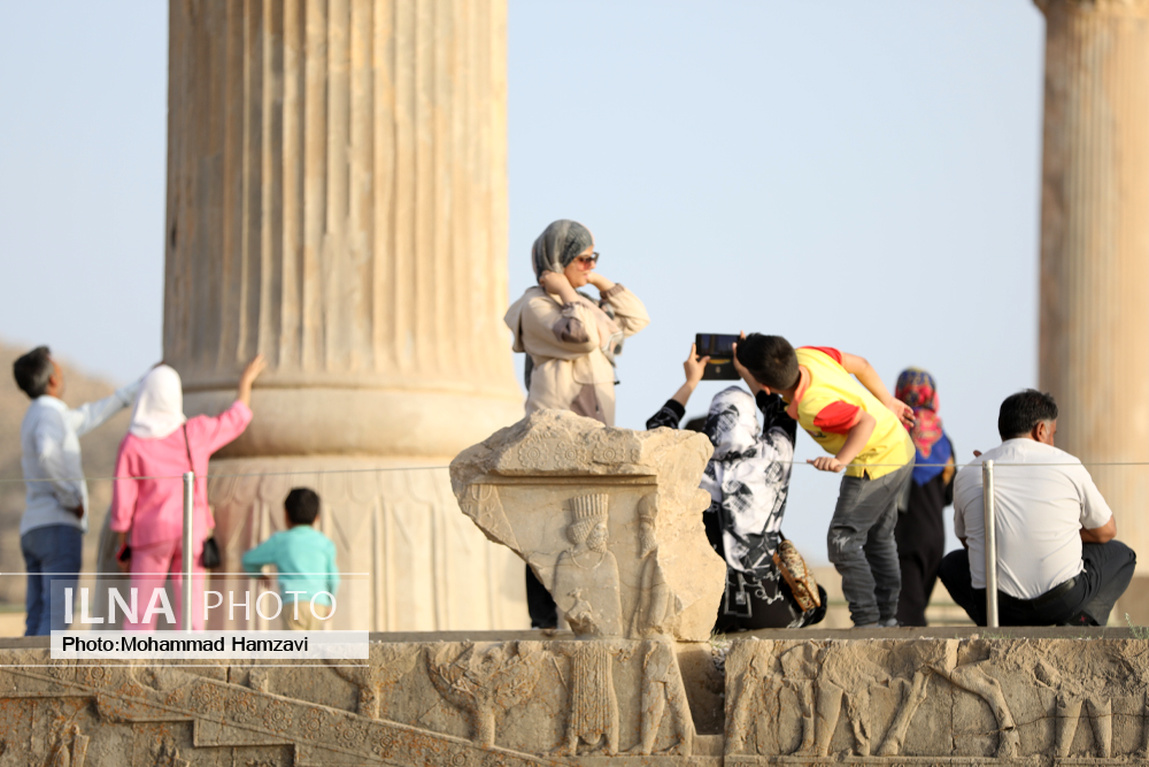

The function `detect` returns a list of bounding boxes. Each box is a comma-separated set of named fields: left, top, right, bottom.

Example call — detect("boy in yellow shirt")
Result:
left=734, top=334, right=914, bottom=627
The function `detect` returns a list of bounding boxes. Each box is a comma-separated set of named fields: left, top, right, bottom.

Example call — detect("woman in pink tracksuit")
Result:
left=110, top=355, right=266, bottom=630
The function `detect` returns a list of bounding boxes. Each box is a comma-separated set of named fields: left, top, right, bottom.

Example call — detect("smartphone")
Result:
left=695, top=333, right=741, bottom=380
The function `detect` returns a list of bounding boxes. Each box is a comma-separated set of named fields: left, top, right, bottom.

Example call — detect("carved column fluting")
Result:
left=163, top=0, right=524, bottom=630
left=1036, top=0, right=1149, bottom=618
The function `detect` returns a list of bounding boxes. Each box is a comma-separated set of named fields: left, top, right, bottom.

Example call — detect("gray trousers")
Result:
left=828, top=461, right=914, bottom=626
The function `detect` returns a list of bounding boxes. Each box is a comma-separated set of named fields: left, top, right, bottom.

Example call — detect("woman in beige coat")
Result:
left=504, top=219, right=650, bottom=628
left=504, top=219, right=649, bottom=427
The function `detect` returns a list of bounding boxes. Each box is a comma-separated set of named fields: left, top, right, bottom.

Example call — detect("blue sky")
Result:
left=0, top=1, right=1047, bottom=562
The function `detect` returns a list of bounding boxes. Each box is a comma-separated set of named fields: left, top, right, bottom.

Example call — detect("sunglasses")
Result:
left=574, top=252, right=600, bottom=267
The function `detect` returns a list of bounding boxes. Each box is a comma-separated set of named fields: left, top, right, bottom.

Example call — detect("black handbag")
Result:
left=201, top=536, right=222, bottom=569
left=183, top=424, right=221, bottom=570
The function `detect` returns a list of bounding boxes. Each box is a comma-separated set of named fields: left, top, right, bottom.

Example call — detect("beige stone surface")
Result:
left=723, top=631, right=1149, bottom=762
left=156, top=0, right=527, bottom=631
left=450, top=410, right=726, bottom=642
left=0, top=635, right=708, bottom=764
left=205, top=458, right=526, bottom=631
left=1035, top=0, right=1149, bottom=622
left=1, top=630, right=1147, bottom=764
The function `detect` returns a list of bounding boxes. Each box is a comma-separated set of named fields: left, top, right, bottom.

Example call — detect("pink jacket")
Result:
left=110, top=401, right=252, bottom=547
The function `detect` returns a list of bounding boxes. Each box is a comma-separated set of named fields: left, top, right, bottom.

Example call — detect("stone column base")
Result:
left=204, top=455, right=526, bottom=632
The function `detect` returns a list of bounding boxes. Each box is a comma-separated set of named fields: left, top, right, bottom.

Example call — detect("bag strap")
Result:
left=182, top=423, right=194, bottom=473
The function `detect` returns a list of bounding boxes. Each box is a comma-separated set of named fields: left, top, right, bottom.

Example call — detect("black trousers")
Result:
left=894, top=472, right=948, bottom=626
left=938, top=540, right=1136, bottom=626
left=525, top=565, right=557, bottom=629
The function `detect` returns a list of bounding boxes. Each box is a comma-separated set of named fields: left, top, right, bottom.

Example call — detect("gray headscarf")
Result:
left=531, top=220, right=593, bottom=278
left=523, top=219, right=622, bottom=391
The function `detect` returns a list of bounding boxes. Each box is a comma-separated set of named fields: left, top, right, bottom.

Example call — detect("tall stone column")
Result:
left=163, top=0, right=526, bottom=630
left=1036, top=0, right=1149, bottom=621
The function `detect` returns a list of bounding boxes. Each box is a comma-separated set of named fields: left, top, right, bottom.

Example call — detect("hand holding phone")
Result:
left=695, top=334, right=741, bottom=380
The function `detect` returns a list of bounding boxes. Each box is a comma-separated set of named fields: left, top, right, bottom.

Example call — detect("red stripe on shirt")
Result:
left=813, top=401, right=861, bottom=434
left=800, top=346, right=843, bottom=365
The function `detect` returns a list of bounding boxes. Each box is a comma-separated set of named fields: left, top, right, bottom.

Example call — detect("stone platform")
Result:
left=1, top=628, right=1146, bottom=765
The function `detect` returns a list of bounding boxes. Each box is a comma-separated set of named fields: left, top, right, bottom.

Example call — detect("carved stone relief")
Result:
left=723, top=635, right=1149, bottom=763
left=548, top=494, right=624, bottom=638
left=557, top=641, right=624, bottom=756
left=630, top=638, right=695, bottom=756
left=327, top=643, right=420, bottom=719
left=450, top=409, right=725, bottom=641
left=4, top=634, right=1149, bottom=763
left=426, top=641, right=546, bottom=747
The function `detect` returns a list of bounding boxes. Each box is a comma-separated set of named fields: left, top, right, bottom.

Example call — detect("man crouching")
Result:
left=940, top=389, right=1136, bottom=626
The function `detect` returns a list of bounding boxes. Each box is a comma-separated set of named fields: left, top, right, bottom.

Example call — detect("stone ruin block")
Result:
left=449, top=409, right=726, bottom=642
left=0, top=635, right=709, bottom=764
left=722, top=634, right=1149, bottom=763
left=3, top=632, right=1149, bottom=764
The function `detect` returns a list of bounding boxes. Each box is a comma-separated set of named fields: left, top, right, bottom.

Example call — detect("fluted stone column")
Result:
left=163, top=0, right=525, bottom=630
left=1036, top=0, right=1149, bottom=621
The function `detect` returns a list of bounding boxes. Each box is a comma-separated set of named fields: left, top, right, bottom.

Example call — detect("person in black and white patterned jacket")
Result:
left=647, top=345, right=826, bottom=630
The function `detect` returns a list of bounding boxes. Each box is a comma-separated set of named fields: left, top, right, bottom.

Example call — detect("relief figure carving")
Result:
left=779, top=643, right=818, bottom=755
left=551, top=494, right=623, bottom=637
left=810, top=643, right=893, bottom=757
left=727, top=641, right=823, bottom=756
left=554, top=641, right=631, bottom=756
left=877, top=640, right=1019, bottom=759
left=47, top=723, right=88, bottom=767
left=152, top=738, right=189, bottom=767
left=627, top=638, right=694, bottom=756
left=628, top=494, right=681, bottom=637
left=1035, top=656, right=1114, bottom=759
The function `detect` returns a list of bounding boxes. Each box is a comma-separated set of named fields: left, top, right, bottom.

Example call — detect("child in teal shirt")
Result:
left=242, top=487, right=339, bottom=630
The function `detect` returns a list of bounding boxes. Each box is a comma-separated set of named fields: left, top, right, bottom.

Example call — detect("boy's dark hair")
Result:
left=735, top=334, right=800, bottom=391
left=13, top=346, right=53, bottom=399
left=285, top=487, right=321, bottom=525
left=998, top=389, right=1058, bottom=440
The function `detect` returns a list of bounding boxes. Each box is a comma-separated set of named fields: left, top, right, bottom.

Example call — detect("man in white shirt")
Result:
left=939, top=389, right=1136, bottom=626
left=14, top=346, right=142, bottom=636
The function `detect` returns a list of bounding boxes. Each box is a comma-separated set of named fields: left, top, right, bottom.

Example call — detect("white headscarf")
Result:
left=128, top=364, right=187, bottom=439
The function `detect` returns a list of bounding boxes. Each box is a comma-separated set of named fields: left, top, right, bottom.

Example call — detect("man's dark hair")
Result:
left=998, top=389, right=1058, bottom=440
left=735, top=333, right=800, bottom=390
left=285, top=487, right=321, bottom=525
left=13, top=346, right=53, bottom=399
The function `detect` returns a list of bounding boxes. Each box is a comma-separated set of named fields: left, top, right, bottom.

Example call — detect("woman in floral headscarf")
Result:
left=504, top=220, right=650, bottom=629
left=893, top=368, right=955, bottom=626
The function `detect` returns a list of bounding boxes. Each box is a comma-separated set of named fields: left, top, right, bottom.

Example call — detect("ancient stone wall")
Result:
left=2, top=630, right=1147, bottom=765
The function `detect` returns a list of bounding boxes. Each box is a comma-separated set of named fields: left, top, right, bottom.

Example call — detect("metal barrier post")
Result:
left=182, top=471, right=194, bottom=632
left=982, top=460, right=999, bottom=627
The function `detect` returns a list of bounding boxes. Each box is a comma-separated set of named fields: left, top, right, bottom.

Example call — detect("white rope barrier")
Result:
left=2, top=458, right=1145, bottom=486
